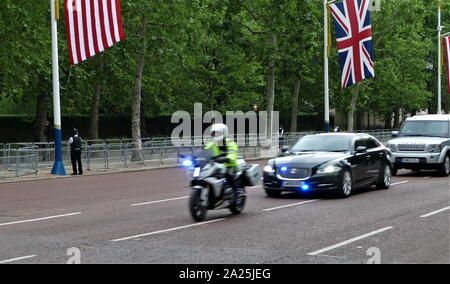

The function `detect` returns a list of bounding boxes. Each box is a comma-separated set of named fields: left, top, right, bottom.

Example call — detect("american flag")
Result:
left=64, top=0, right=125, bottom=65
left=330, top=0, right=374, bottom=88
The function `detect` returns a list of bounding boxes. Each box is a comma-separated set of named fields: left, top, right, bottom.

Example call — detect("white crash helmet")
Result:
left=210, top=123, right=229, bottom=142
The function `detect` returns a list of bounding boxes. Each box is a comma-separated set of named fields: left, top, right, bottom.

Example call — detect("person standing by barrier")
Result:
left=334, top=125, right=341, bottom=132
left=68, top=129, right=83, bottom=176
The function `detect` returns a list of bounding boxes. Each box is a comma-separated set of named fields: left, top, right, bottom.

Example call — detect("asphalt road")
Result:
left=0, top=161, right=449, bottom=264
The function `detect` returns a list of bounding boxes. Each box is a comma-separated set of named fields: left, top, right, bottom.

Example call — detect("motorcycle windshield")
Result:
left=194, top=149, right=213, bottom=168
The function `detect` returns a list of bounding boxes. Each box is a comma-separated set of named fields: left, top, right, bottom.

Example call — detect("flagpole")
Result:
left=438, top=0, right=443, bottom=115
left=324, top=0, right=330, bottom=132
left=50, top=0, right=66, bottom=175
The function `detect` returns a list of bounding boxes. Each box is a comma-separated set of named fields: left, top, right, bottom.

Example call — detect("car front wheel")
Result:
left=337, top=170, right=353, bottom=198
left=438, top=155, right=450, bottom=177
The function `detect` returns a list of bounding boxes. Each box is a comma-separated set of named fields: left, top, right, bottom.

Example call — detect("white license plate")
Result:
left=402, top=158, right=420, bottom=163
left=283, top=181, right=304, bottom=188
left=193, top=167, right=201, bottom=177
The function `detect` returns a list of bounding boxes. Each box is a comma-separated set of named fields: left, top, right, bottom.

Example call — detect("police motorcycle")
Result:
left=181, top=150, right=261, bottom=222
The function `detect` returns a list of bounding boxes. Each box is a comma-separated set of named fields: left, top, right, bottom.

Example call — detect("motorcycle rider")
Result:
left=204, top=123, right=239, bottom=196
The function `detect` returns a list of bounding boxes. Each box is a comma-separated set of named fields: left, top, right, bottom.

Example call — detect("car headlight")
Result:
left=426, top=144, right=442, bottom=153
left=387, top=143, right=398, bottom=152
left=317, top=165, right=341, bottom=174
left=264, top=165, right=275, bottom=173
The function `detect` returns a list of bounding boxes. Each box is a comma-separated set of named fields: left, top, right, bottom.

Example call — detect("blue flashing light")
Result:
left=280, top=166, right=288, bottom=172
left=301, top=184, right=310, bottom=191
left=182, top=160, right=193, bottom=167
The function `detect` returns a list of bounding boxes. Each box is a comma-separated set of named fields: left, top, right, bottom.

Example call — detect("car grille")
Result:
left=397, top=143, right=426, bottom=152
left=278, top=168, right=310, bottom=179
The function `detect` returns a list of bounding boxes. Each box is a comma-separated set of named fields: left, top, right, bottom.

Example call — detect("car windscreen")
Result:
left=399, top=121, right=449, bottom=138
left=291, top=136, right=352, bottom=152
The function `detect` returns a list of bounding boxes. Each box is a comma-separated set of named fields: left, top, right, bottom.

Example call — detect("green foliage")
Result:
left=0, top=0, right=446, bottom=128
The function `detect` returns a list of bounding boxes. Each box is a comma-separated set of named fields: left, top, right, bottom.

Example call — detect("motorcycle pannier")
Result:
left=243, top=164, right=261, bottom=186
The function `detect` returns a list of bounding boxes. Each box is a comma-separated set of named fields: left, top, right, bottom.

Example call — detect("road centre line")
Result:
left=0, top=212, right=82, bottom=227
left=263, top=200, right=319, bottom=212
left=0, top=255, right=37, bottom=264
left=110, top=218, right=226, bottom=242
left=391, top=181, right=409, bottom=186
left=307, top=227, right=393, bottom=256
left=420, top=206, right=450, bottom=218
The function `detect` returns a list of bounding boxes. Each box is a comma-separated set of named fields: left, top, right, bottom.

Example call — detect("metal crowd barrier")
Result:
left=0, top=130, right=396, bottom=179
left=0, top=147, right=38, bottom=178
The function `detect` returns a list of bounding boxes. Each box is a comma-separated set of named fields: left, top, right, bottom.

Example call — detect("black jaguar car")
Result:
left=263, top=133, right=392, bottom=198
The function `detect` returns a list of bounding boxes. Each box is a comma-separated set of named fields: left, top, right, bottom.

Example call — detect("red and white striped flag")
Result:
left=444, top=37, right=450, bottom=94
left=64, top=0, right=125, bottom=65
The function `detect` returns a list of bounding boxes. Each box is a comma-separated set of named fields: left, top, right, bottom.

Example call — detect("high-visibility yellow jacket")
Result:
left=204, top=139, right=238, bottom=168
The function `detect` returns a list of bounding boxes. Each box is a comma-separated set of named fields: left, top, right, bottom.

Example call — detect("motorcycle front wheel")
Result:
left=190, top=189, right=207, bottom=222
left=229, top=188, right=246, bottom=215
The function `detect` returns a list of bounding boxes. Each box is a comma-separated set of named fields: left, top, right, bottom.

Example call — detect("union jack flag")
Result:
left=330, top=0, right=374, bottom=89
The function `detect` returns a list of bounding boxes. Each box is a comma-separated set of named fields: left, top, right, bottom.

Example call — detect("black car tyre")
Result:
left=337, top=170, right=353, bottom=198
left=376, top=164, right=392, bottom=190
left=437, top=155, right=450, bottom=177
left=265, top=188, right=282, bottom=198
left=189, top=189, right=207, bottom=222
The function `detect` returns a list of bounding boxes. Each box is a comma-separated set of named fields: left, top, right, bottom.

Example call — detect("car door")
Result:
left=365, top=137, right=384, bottom=182
left=349, top=137, right=371, bottom=186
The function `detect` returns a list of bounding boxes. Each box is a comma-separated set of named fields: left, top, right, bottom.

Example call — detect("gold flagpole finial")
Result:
left=55, top=0, right=60, bottom=21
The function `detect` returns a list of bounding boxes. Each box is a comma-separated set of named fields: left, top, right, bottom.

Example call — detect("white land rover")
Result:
left=387, top=114, right=450, bottom=176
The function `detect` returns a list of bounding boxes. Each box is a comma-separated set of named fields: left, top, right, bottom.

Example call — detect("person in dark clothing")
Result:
left=69, top=128, right=83, bottom=175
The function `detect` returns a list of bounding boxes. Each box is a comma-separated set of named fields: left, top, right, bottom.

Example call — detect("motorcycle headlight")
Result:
left=317, top=165, right=341, bottom=174
left=426, top=144, right=442, bottom=153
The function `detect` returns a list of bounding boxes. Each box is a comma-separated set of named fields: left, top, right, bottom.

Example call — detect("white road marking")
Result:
left=263, top=200, right=319, bottom=212
left=307, top=227, right=393, bottom=256
left=0, top=255, right=36, bottom=264
left=248, top=185, right=262, bottom=190
left=391, top=181, right=409, bottom=186
left=131, top=196, right=189, bottom=207
left=420, top=206, right=450, bottom=218
left=0, top=212, right=82, bottom=227
left=111, top=218, right=226, bottom=242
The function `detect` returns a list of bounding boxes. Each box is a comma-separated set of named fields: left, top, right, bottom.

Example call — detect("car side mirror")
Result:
left=356, top=146, right=367, bottom=154
left=281, top=146, right=289, bottom=153
left=391, top=131, right=399, bottom=137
